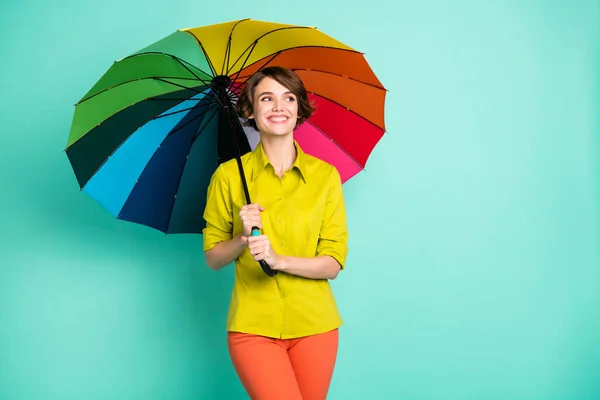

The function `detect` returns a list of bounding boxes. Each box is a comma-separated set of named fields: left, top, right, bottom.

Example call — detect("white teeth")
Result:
left=269, top=116, right=288, bottom=122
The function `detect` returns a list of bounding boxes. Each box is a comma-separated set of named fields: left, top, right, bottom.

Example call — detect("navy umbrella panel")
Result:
left=79, top=86, right=256, bottom=234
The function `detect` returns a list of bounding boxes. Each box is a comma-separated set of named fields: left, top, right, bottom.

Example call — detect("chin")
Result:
left=258, top=124, right=296, bottom=138
left=262, top=130, right=294, bottom=138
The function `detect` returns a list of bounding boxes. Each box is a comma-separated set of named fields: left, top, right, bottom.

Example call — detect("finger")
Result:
left=247, top=240, right=262, bottom=251
left=250, top=245, right=265, bottom=258
left=241, top=216, right=262, bottom=227
left=248, top=235, right=267, bottom=244
left=244, top=215, right=261, bottom=223
left=239, top=206, right=251, bottom=216
left=240, top=204, right=265, bottom=214
left=248, top=241, right=268, bottom=253
left=244, top=212, right=263, bottom=221
left=240, top=213, right=262, bottom=225
left=249, top=240, right=270, bottom=252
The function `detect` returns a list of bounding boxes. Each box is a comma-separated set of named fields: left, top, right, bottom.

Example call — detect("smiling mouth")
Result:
left=267, top=116, right=289, bottom=123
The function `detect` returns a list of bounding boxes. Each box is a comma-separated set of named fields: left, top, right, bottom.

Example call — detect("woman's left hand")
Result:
left=243, top=234, right=281, bottom=270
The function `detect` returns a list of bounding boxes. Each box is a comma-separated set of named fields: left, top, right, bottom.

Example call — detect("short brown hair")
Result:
left=236, top=66, right=315, bottom=131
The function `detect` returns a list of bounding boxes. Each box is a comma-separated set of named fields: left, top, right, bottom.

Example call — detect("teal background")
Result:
left=1, top=0, right=599, bottom=399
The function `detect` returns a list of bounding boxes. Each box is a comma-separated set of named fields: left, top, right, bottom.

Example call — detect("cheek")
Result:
left=288, top=104, right=299, bottom=119
left=257, top=104, right=272, bottom=117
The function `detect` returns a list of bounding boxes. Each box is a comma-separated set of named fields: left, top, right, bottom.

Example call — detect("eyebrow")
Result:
left=257, top=91, right=295, bottom=97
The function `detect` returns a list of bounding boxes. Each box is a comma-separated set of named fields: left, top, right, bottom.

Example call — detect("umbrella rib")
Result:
left=304, top=120, right=365, bottom=172
left=181, top=32, right=218, bottom=76
left=226, top=41, right=258, bottom=79
left=225, top=26, right=316, bottom=76
left=78, top=77, right=208, bottom=105
left=222, top=19, right=246, bottom=76
left=69, top=86, right=211, bottom=150
left=164, top=106, right=221, bottom=233
left=222, top=31, right=233, bottom=76
left=237, top=68, right=387, bottom=91
left=151, top=88, right=216, bottom=121
left=223, top=36, right=232, bottom=76
left=228, top=89, right=240, bottom=102
left=225, top=92, right=237, bottom=107
left=150, top=97, right=210, bottom=101
left=171, top=57, right=213, bottom=85
left=145, top=52, right=213, bottom=84
left=116, top=103, right=215, bottom=228
left=118, top=52, right=215, bottom=79
left=192, top=102, right=220, bottom=141
left=228, top=50, right=387, bottom=94
left=310, top=92, right=387, bottom=131
left=153, top=78, right=210, bottom=95
left=82, top=97, right=217, bottom=193
left=78, top=52, right=213, bottom=104
left=165, top=101, right=219, bottom=139
left=230, top=50, right=282, bottom=89
left=205, top=80, right=243, bottom=111
left=229, top=46, right=366, bottom=77
left=153, top=104, right=202, bottom=120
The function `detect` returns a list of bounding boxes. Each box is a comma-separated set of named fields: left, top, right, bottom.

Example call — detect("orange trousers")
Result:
left=227, top=329, right=339, bottom=400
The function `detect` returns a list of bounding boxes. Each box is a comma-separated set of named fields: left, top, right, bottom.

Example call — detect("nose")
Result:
left=272, top=99, right=283, bottom=111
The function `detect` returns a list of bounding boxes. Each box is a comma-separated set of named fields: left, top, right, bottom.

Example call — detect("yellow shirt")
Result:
left=202, top=140, right=348, bottom=339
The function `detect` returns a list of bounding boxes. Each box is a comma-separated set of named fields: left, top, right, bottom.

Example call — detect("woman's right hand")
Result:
left=239, top=204, right=265, bottom=237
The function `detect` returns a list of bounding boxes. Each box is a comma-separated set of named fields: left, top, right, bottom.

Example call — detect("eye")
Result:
left=285, top=96, right=296, bottom=102
left=260, top=96, right=272, bottom=102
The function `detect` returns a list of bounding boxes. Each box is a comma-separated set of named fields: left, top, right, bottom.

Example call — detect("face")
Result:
left=248, top=76, right=299, bottom=138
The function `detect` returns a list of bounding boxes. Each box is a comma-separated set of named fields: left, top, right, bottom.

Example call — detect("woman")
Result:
left=202, top=66, right=348, bottom=400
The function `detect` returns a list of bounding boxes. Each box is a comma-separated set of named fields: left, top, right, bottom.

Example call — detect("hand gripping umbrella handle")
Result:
left=251, top=227, right=278, bottom=277
left=220, top=101, right=277, bottom=278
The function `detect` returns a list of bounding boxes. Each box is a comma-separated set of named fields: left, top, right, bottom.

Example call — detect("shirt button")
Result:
left=278, top=218, right=283, bottom=223
left=277, top=196, right=282, bottom=201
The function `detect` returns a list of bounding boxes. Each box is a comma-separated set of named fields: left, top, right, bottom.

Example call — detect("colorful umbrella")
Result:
left=65, top=18, right=387, bottom=239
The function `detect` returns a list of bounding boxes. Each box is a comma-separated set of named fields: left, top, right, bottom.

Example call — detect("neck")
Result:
left=260, top=135, right=297, bottom=177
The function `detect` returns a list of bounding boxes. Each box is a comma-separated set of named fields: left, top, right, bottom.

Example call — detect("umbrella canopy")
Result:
left=65, top=18, right=387, bottom=235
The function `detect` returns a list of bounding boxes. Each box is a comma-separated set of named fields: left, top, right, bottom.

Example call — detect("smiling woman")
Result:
left=202, top=66, right=348, bottom=400
left=237, top=66, right=316, bottom=141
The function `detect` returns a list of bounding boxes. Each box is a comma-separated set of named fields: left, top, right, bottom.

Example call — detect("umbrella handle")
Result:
left=251, top=227, right=278, bottom=277
left=221, top=102, right=276, bottom=278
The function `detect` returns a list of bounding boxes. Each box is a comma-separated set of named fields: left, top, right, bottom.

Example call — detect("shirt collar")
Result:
left=251, top=140, right=307, bottom=183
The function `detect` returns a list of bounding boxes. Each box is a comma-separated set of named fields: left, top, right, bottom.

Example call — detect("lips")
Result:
left=267, top=115, right=289, bottom=123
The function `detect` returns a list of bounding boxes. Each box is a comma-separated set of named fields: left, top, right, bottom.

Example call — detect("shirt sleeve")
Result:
left=202, top=164, right=234, bottom=252
left=315, top=165, right=349, bottom=269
